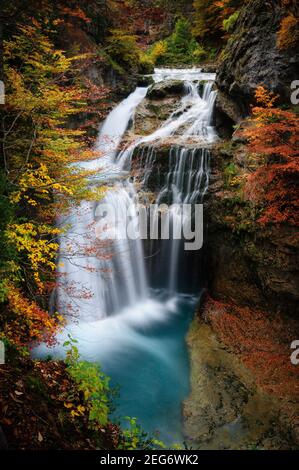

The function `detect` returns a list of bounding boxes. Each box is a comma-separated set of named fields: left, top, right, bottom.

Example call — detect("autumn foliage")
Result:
left=193, top=0, right=242, bottom=41
left=4, top=286, right=63, bottom=347
left=204, top=296, right=299, bottom=399
left=277, top=13, right=299, bottom=50
left=242, top=86, right=299, bottom=225
left=0, top=15, right=107, bottom=348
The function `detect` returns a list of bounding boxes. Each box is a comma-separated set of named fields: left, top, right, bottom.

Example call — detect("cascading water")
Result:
left=56, top=87, right=148, bottom=319
left=117, top=78, right=217, bottom=169
left=34, top=68, right=218, bottom=444
left=145, top=145, right=210, bottom=293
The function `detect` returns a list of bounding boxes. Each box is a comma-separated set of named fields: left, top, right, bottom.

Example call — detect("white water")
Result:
left=153, top=67, right=215, bottom=83
left=80, top=87, right=148, bottom=173
left=34, top=68, right=218, bottom=443
left=55, top=68, right=216, bottom=320
left=56, top=88, right=148, bottom=319
left=117, top=78, right=217, bottom=169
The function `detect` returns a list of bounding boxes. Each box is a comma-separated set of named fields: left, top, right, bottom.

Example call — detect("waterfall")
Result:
left=56, top=87, right=148, bottom=320
left=117, top=78, right=217, bottom=169
left=127, top=77, right=216, bottom=294
left=34, top=67, right=218, bottom=444
left=158, top=146, right=210, bottom=205
left=56, top=69, right=217, bottom=321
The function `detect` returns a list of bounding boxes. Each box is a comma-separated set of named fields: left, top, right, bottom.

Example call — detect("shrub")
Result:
left=170, top=17, right=193, bottom=52
left=192, top=44, right=207, bottom=61
left=241, top=86, right=299, bottom=225
left=2, top=286, right=62, bottom=347
left=224, top=162, right=239, bottom=188
left=205, top=297, right=299, bottom=399
left=64, top=339, right=111, bottom=429
left=138, top=54, right=154, bottom=74
left=105, top=29, right=141, bottom=71
left=147, top=40, right=168, bottom=65
left=118, top=417, right=165, bottom=450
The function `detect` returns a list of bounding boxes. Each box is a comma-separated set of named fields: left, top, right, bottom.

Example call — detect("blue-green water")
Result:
left=106, top=293, right=196, bottom=444
left=34, top=291, right=197, bottom=445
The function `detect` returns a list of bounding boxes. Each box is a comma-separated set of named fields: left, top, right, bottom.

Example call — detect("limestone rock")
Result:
left=147, top=80, right=185, bottom=99
left=183, top=317, right=281, bottom=449
left=216, top=0, right=299, bottom=121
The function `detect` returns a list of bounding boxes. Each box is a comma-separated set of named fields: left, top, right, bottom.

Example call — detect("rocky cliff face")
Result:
left=184, top=133, right=299, bottom=449
left=183, top=0, right=299, bottom=443
left=206, top=141, right=299, bottom=317
left=216, top=0, right=299, bottom=122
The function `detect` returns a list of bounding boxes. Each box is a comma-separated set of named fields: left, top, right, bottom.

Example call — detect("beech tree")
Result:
left=0, top=17, right=108, bottom=347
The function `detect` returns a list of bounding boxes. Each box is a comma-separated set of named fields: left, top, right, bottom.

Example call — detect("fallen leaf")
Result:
left=38, top=432, right=43, bottom=442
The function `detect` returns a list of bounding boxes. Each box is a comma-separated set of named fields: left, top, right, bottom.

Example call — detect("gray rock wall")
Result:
left=216, top=0, right=299, bottom=122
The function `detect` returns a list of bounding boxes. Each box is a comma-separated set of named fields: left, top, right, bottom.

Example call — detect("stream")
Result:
left=34, top=68, right=218, bottom=445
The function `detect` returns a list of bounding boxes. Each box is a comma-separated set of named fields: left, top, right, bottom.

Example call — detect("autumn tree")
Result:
left=193, top=0, right=242, bottom=43
left=0, top=17, right=108, bottom=347
left=242, top=86, right=299, bottom=225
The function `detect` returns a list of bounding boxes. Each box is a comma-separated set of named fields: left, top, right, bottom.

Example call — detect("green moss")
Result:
left=219, top=141, right=239, bottom=158
left=211, top=193, right=261, bottom=236
left=223, top=162, right=238, bottom=188
left=244, top=241, right=265, bottom=262
left=223, top=12, right=240, bottom=33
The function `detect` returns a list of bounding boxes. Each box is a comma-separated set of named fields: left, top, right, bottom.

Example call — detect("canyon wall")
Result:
left=216, top=0, right=299, bottom=122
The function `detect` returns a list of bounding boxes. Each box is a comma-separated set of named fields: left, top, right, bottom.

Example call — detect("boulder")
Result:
left=134, top=97, right=179, bottom=135
left=147, top=79, right=185, bottom=99
left=136, top=75, right=155, bottom=87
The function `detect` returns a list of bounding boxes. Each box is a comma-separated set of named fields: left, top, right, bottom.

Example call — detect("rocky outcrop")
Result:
left=183, top=133, right=299, bottom=449
left=186, top=126, right=299, bottom=447
left=147, top=80, right=185, bottom=99
left=131, top=140, right=211, bottom=194
left=207, top=224, right=299, bottom=315
left=206, top=140, right=299, bottom=317
left=133, top=81, right=186, bottom=135
left=216, top=0, right=299, bottom=122
left=184, top=304, right=299, bottom=450
left=133, top=97, right=178, bottom=135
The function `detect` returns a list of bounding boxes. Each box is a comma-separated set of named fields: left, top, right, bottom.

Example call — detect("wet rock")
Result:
left=136, top=75, right=155, bottom=87
left=206, top=141, right=299, bottom=317
left=201, top=63, right=218, bottom=73
left=134, top=97, right=179, bottom=135
left=147, top=80, right=185, bottom=99
left=215, top=91, right=243, bottom=125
